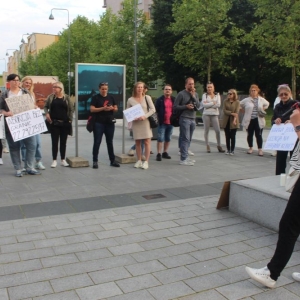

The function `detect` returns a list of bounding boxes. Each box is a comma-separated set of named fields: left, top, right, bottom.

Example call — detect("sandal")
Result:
left=258, top=150, right=263, bottom=156
left=247, top=149, right=253, bottom=154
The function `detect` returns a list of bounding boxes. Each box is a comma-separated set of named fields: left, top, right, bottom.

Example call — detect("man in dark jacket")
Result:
left=154, top=85, right=175, bottom=161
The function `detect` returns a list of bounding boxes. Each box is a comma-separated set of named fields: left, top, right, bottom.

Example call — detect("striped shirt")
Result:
left=251, top=98, right=258, bottom=119
left=290, top=140, right=300, bottom=171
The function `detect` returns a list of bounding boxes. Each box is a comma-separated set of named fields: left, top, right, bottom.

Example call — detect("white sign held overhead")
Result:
left=6, top=109, right=47, bottom=142
left=264, top=123, right=298, bottom=151
left=123, top=104, right=145, bottom=123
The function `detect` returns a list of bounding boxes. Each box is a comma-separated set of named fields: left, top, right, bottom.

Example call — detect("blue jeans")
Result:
left=179, top=117, right=195, bottom=161
left=157, top=124, right=173, bottom=142
left=21, top=134, right=42, bottom=164
left=6, top=130, right=37, bottom=171
left=93, top=122, right=115, bottom=162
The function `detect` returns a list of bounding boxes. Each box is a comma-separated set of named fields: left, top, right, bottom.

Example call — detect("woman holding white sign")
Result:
left=127, top=82, right=155, bottom=170
left=272, top=85, right=298, bottom=175
left=44, top=81, right=74, bottom=168
left=0, top=73, right=39, bottom=177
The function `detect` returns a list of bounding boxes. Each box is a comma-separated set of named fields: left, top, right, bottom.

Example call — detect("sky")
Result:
left=0, top=0, right=106, bottom=74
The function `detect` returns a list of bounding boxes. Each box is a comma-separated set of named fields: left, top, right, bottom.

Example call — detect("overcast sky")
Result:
left=0, top=0, right=106, bottom=75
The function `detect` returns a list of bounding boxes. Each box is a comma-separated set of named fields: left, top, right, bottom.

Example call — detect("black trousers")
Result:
left=247, top=118, right=263, bottom=148
left=0, top=140, right=2, bottom=158
left=267, top=176, right=300, bottom=280
left=276, top=150, right=293, bottom=175
left=224, top=124, right=237, bottom=152
left=50, top=124, right=69, bottom=160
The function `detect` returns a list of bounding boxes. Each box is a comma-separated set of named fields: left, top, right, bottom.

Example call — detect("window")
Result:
left=138, top=0, right=143, bottom=4
left=148, top=5, right=152, bottom=19
left=148, top=81, right=157, bottom=90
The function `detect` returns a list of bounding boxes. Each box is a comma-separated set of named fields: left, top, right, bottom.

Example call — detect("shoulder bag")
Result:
left=86, top=114, right=96, bottom=133
left=145, top=96, right=158, bottom=128
left=170, top=98, right=183, bottom=127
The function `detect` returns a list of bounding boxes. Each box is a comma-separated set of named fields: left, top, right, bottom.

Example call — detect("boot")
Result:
left=217, top=145, right=225, bottom=153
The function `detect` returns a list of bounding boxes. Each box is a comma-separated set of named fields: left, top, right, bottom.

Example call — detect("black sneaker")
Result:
left=156, top=153, right=162, bottom=161
left=93, top=162, right=98, bottom=169
left=110, top=161, right=120, bottom=167
left=162, top=152, right=171, bottom=159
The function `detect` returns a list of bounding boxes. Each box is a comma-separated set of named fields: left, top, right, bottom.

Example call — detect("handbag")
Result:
left=258, top=109, right=267, bottom=117
left=86, top=114, right=95, bottom=133
left=52, top=119, right=64, bottom=127
left=145, top=96, right=158, bottom=128
left=285, top=166, right=300, bottom=193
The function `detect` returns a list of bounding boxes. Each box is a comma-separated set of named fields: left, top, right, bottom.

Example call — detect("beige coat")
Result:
left=240, top=96, right=269, bottom=129
left=221, top=99, right=240, bottom=129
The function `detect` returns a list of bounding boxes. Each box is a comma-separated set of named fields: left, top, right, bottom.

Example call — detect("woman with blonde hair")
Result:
left=21, top=76, right=45, bottom=170
left=221, top=89, right=240, bottom=155
left=44, top=81, right=74, bottom=168
left=240, top=84, right=269, bottom=156
left=126, top=81, right=155, bottom=170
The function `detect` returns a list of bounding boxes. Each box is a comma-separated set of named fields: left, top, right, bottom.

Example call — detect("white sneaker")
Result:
left=0, top=158, right=3, bottom=165
left=230, top=151, right=234, bottom=156
left=245, top=266, right=276, bottom=288
left=61, top=160, right=69, bottom=167
left=188, top=150, right=194, bottom=156
left=3, top=147, right=9, bottom=153
left=36, top=161, right=46, bottom=170
left=180, top=159, right=194, bottom=166
left=225, top=151, right=230, bottom=155
left=141, top=161, right=149, bottom=170
left=292, top=272, right=300, bottom=282
left=128, top=149, right=135, bottom=156
left=134, top=160, right=143, bottom=168
left=51, top=160, right=57, bottom=168
left=187, top=157, right=196, bottom=163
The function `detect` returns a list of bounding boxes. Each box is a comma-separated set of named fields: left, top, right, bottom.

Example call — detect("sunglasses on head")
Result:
left=100, top=82, right=108, bottom=86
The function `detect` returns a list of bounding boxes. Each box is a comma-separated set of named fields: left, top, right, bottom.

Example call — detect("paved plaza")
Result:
left=0, top=122, right=299, bottom=299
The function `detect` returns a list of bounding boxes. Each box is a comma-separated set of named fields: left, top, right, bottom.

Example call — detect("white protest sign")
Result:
left=264, top=123, right=298, bottom=151
left=5, top=94, right=35, bottom=115
left=0, top=114, right=5, bottom=139
left=6, top=109, right=47, bottom=142
left=123, top=104, right=145, bottom=123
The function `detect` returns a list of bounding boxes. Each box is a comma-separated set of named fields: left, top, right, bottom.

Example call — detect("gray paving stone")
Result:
left=218, top=266, right=254, bottom=284
left=108, top=214, right=136, bottom=222
left=116, top=274, right=161, bottom=293
left=20, top=248, right=55, bottom=261
left=167, top=233, right=200, bottom=244
left=190, top=237, right=224, bottom=250
left=175, top=217, right=202, bottom=226
left=101, top=221, right=132, bottom=231
left=8, top=282, right=53, bottom=300
left=95, top=229, right=127, bottom=240
left=0, top=273, right=28, bottom=288
left=148, top=281, right=195, bottom=300
left=89, top=266, right=132, bottom=284
left=151, top=214, right=178, bottom=223
left=41, top=254, right=79, bottom=268
left=85, top=238, right=119, bottom=250
left=33, top=238, right=67, bottom=249
left=125, top=260, right=166, bottom=276
left=153, top=266, right=195, bottom=284
left=76, top=282, right=123, bottom=299
left=131, top=249, right=169, bottom=263
left=217, top=253, right=255, bottom=268
left=64, top=233, right=98, bottom=244
left=25, top=266, right=66, bottom=283
left=27, top=224, right=57, bottom=234
left=219, top=242, right=254, bottom=255
left=114, top=233, right=147, bottom=245
left=0, top=206, right=24, bottom=222
left=285, top=282, right=300, bottom=297
left=124, top=217, right=156, bottom=226
left=170, top=225, right=199, bottom=235
left=44, top=228, right=76, bottom=239
left=177, top=290, right=227, bottom=300
left=194, top=228, right=224, bottom=239
left=1, top=241, right=35, bottom=253
left=51, top=274, right=94, bottom=293
left=76, top=248, right=112, bottom=262
left=67, top=213, right=95, bottom=222
left=190, top=248, right=227, bottom=262
left=217, top=280, right=263, bottom=300
left=55, top=221, right=84, bottom=230
left=107, top=290, right=155, bottom=300
left=53, top=243, right=88, bottom=255
left=0, top=236, right=17, bottom=245
left=73, top=224, right=105, bottom=235
left=4, top=259, right=43, bottom=275
left=123, top=225, right=154, bottom=235
left=216, top=232, right=249, bottom=244
left=108, top=243, right=145, bottom=256
left=244, top=247, right=274, bottom=261
left=143, top=229, right=175, bottom=240
left=219, top=222, right=261, bottom=235
left=0, top=288, right=8, bottom=300
left=33, top=290, right=80, bottom=300
left=149, top=221, right=179, bottom=230
left=159, top=254, right=198, bottom=268
left=0, top=253, right=20, bottom=264
left=138, top=238, right=173, bottom=250
left=187, top=259, right=227, bottom=276
left=161, top=243, right=198, bottom=256
left=185, top=273, right=229, bottom=292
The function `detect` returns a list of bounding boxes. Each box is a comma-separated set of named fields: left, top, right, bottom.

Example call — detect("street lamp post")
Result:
left=49, top=8, right=71, bottom=98
left=134, top=0, right=137, bottom=83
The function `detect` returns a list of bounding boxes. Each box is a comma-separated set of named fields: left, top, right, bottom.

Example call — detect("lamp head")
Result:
left=21, top=38, right=25, bottom=43
left=6, top=52, right=8, bottom=56
left=49, top=13, right=54, bottom=20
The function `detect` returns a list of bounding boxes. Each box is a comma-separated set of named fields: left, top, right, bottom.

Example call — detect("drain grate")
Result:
left=143, top=194, right=166, bottom=200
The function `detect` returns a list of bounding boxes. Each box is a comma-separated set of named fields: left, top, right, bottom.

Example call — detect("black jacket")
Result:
left=155, top=95, right=175, bottom=125
left=272, top=99, right=298, bottom=124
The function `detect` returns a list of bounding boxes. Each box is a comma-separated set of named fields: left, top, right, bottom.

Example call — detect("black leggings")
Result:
left=247, top=118, right=263, bottom=148
left=50, top=124, right=69, bottom=160
left=224, top=123, right=237, bottom=152
left=0, top=140, right=2, bottom=158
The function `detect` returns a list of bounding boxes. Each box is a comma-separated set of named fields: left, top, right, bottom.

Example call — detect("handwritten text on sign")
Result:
left=0, top=114, right=5, bottom=139
left=264, top=123, right=298, bottom=151
left=123, top=104, right=145, bottom=123
left=5, top=94, right=35, bottom=115
left=6, top=109, right=47, bottom=142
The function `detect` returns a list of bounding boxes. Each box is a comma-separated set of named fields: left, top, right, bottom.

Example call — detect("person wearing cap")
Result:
left=90, top=82, right=120, bottom=169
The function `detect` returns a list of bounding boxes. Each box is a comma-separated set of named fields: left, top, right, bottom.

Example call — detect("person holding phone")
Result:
left=90, top=82, right=120, bottom=169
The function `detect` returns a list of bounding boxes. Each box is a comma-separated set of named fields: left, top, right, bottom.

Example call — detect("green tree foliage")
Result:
left=247, top=0, right=300, bottom=98
left=169, top=0, right=232, bottom=82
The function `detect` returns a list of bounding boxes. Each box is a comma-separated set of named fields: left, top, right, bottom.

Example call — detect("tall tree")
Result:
left=169, top=0, right=232, bottom=82
left=248, top=0, right=300, bottom=98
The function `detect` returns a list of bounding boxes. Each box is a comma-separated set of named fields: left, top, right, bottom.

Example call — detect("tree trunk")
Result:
left=207, top=49, right=211, bottom=82
left=292, top=66, right=296, bottom=100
